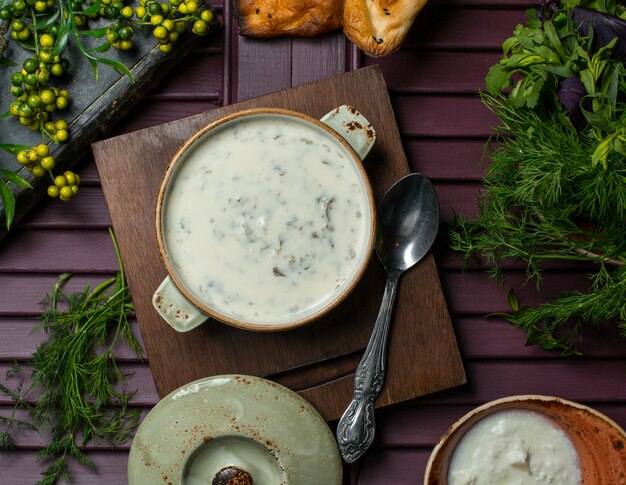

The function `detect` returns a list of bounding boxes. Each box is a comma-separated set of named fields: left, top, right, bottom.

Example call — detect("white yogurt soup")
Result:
left=448, top=409, right=581, bottom=485
left=162, top=113, right=373, bottom=326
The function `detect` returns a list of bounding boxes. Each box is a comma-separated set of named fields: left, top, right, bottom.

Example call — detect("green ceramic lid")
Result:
left=128, top=375, right=342, bottom=484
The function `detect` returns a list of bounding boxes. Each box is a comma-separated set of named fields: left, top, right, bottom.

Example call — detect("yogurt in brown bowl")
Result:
left=424, top=395, right=626, bottom=485
left=153, top=106, right=376, bottom=332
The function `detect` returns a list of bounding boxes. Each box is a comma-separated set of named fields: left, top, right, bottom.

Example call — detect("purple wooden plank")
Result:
left=0, top=362, right=158, bottom=406
left=0, top=274, right=115, bottom=316
left=236, top=36, right=292, bottom=101
left=0, top=451, right=129, bottom=484
left=405, top=139, right=487, bottom=180
left=433, top=181, right=481, bottom=219
left=358, top=448, right=429, bottom=485
left=291, top=31, right=346, bottom=86
left=376, top=402, right=626, bottom=447
left=147, top=50, right=223, bottom=100
left=0, top=318, right=145, bottom=362
left=64, top=157, right=101, bottom=185
left=113, top=99, right=220, bottom=134
left=422, top=360, right=626, bottom=405
left=392, top=96, right=497, bottom=137
left=451, top=316, right=626, bottom=359
left=406, top=7, right=527, bottom=50
left=0, top=230, right=118, bottom=273
left=441, top=269, right=591, bottom=314
left=366, top=51, right=500, bottom=94
left=20, top=186, right=111, bottom=229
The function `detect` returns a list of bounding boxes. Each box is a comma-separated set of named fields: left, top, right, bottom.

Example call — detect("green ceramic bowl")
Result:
left=128, top=375, right=342, bottom=485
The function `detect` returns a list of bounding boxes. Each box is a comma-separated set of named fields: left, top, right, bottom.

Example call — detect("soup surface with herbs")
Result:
left=162, top=114, right=373, bottom=326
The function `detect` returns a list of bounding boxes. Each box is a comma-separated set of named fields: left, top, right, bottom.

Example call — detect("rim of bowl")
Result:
left=155, top=107, right=377, bottom=332
left=423, top=394, right=626, bottom=484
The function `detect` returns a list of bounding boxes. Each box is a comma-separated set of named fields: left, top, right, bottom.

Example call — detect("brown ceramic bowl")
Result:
left=424, top=395, right=626, bottom=484
left=154, top=107, right=376, bottom=332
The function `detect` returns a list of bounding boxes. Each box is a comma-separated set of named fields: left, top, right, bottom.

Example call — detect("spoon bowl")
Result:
left=337, top=173, right=439, bottom=463
left=376, top=173, right=439, bottom=272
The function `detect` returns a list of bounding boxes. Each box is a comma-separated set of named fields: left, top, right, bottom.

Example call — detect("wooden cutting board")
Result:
left=92, top=65, right=466, bottom=421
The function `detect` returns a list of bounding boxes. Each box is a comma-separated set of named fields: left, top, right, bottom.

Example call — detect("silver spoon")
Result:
left=336, top=173, right=440, bottom=463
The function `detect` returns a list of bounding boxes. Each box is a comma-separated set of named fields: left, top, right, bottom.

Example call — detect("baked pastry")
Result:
left=236, top=0, right=343, bottom=38
left=343, top=0, right=429, bottom=57
left=235, top=0, right=429, bottom=56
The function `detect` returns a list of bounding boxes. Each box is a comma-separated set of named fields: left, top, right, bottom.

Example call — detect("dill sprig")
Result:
left=0, top=228, right=143, bottom=484
left=450, top=1, right=626, bottom=354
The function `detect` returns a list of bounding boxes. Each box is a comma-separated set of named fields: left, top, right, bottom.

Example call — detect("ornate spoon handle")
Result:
left=336, top=271, right=400, bottom=463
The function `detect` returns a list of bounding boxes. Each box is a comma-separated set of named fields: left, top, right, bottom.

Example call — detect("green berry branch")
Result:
left=0, top=0, right=217, bottom=227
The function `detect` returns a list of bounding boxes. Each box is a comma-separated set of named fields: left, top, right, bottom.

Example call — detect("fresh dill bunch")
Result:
left=450, top=99, right=626, bottom=352
left=0, top=229, right=144, bottom=484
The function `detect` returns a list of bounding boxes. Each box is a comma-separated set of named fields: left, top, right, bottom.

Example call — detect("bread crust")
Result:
left=236, top=0, right=343, bottom=38
left=343, top=0, right=428, bottom=57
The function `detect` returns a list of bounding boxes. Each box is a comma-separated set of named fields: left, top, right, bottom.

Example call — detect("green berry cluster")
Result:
left=4, top=0, right=71, bottom=140
left=9, top=71, right=70, bottom=138
left=135, top=0, right=214, bottom=53
left=106, top=19, right=136, bottom=51
left=15, top=144, right=80, bottom=201
left=48, top=170, right=80, bottom=202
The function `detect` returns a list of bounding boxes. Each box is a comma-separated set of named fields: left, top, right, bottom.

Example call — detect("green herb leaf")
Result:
left=88, top=41, right=112, bottom=54
left=52, top=19, right=72, bottom=58
left=543, top=20, right=567, bottom=61
left=0, top=143, right=29, bottom=155
left=0, top=431, right=17, bottom=451
left=16, top=39, right=37, bottom=51
left=31, top=10, right=60, bottom=31
left=485, top=64, right=510, bottom=95
left=86, top=56, right=99, bottom=79
left=0, top=57, right=18, bottom=67
left=0, top=180, right=16, bottom=229
left=507, top=288, right=519, bottom=312
left=81, top=0, right=102, bottom=15
left=79, top=27, right=107, bottom=38
left=93, top=56, right=134, bottom=81
left=0, top=169, right=32, bottom=188
left=0, top=112, right=11, bottom=119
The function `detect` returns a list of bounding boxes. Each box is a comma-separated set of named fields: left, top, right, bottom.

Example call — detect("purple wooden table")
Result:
left=2, top=0, right=626, bottom=483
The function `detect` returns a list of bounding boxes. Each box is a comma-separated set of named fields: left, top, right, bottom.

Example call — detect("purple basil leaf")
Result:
left=557, top=76, right=587, bottom=130
left=538, top=0, right=560, bottom=22
left=572, top=7, right=626, bottom=59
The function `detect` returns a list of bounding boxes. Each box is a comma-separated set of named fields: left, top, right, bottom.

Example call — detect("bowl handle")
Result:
left=152, top=276, right=208, bottom=332
left=320, top=105, right=376, bottom=160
